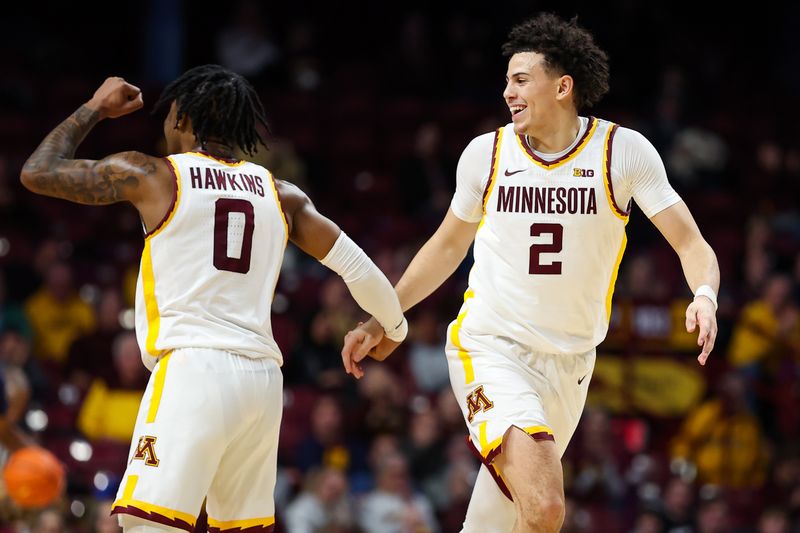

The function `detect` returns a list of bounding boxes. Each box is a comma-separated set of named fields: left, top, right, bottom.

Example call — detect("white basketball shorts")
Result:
left=446, top=325, right=595, bottom=498
left=111, top=348, right=282, bottom=532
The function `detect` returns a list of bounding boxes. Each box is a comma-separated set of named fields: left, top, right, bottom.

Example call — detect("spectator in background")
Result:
left=435, top=387, right=464, bottom=437
left=658, top=477, right=695, bottom=532
left=570, top=407, right=627, bottom=507
left=76, top=331, right=147, bottom=443
left=357, top=363, right=407, bottom=437
left=437, top=434, right=479, bottom=529
left=728, top=273, right=800, bottom=373
left=630, top=508, right=666, bottom=533
left=741, top=217, right=775, bottom=301
left=671, top=373, right=768, bottom=488
left=766, top=452, right=800, bottom=515
left=317, top=277, right=360, bottom=341
left=0, top=365, right=31, bottom=452
left=0, top=269, right=31, bottom=340
left=728, top=272, right=800, bottom=438
left=755, top=506, right=790, bottom=533
left=24, top=261, right=95, bottom=366
left=284, top=466, right=354, bottom=533
left=284, top=20, right=322, bottom=92
left=402, top=403, right=447, bottom=507
left=396, top=122, right=453, bottom=218
left=694, top=497, right=730, bottom=533
left=0, top=328, right=47, bottom=404
left=359, top=452, right=439, bottom=533
left=289, top=311, right=351, bottom=390
left=31, top=509, right=65, bottom=533
left=215, top=0, right=280, bottom=80
left=407, top=308, right=449, bottom=394
left=295, top=395, right=368, bottom=485
left=65, top=287, right=124, bottom=392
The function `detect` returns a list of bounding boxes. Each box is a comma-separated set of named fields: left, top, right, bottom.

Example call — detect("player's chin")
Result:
left=510, top=119, right=527, bottom=135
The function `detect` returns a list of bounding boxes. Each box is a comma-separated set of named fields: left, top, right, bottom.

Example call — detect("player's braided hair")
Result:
left=154, top=64, right=269, bottom=155
left=502, top=13, right=610, bottom=111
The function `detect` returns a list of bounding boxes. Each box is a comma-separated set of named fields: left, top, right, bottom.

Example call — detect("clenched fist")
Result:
left=86, top=77, right=144, bottom=119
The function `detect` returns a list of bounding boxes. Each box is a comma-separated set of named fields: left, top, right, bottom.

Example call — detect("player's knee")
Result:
left=517, top=493, right=565, bottom=532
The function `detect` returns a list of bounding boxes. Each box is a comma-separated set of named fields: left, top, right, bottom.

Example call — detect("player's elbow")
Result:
left=20, top=162, right=42, bottom=192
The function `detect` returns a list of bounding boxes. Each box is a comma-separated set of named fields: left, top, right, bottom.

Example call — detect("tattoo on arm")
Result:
left=21, top=105, right=155, bottom=205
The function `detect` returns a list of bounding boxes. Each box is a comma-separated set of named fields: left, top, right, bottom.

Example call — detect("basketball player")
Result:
left=21, top=65, right=408, bottom=532
left=343, top=14, right=719, bottom=533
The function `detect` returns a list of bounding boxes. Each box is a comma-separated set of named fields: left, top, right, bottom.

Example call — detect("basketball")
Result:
left=2, top=447, right=65, bottom=508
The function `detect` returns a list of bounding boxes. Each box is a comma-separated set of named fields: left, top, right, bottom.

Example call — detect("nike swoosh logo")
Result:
left=578, top=374, right=588, bottom=385
left=504, top=168, right=525, bottom=176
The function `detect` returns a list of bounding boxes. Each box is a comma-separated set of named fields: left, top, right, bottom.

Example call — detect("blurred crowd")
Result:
left=1, top=1, right=800, bottom=532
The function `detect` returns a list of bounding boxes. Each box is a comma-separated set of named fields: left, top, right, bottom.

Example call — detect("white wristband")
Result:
left=384, top=316, right=408, bottom=343
left=694, top=285, right=718, bottom=311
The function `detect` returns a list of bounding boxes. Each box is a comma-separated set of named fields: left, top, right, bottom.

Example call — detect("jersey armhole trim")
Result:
left=145, top=157, right=182, bottom=239
left=603, top=124, right=631, bottom=220
left=481, top=128, right=505, bottom=215
left=268, top=172, right=289, bottom=243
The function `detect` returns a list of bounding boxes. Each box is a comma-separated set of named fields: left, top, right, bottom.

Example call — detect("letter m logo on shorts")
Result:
left=133, top=435, right=160, bottom=467
left=466, top=386, right=494, bottom=423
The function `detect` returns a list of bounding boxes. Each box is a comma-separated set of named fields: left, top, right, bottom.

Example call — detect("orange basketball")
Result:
left=2, top=447, right=65, bottom=508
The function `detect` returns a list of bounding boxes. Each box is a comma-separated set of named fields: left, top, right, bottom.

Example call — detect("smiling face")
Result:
left=503, top=52, right=574, bottom=136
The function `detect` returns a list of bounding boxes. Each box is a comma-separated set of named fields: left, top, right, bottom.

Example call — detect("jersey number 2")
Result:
left=214, top=199, right=255, bottom=274
left=529, top=223, right=563, bottom=275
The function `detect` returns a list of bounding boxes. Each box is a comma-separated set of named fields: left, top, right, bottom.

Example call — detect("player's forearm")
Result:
left=321, top=232, right=407, bottom=341
left=677, top=238, right=719, bottom=294
left=395, top=232, right=470, bottom=312
left=20, top=105, right=100, bottom=190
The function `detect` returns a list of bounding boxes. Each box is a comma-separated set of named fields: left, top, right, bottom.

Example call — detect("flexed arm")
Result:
left=20, top=77, right=169, bottom=212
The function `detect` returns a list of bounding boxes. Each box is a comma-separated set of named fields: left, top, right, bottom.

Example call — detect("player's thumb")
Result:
left=352, top=335, right=373, bottom=363
left=685, top=311, right=697, bottom=332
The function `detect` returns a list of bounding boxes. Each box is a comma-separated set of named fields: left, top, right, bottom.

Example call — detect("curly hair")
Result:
left=153, top=64, right=270, bottom=156
left=502, top=13, right=610, bottom=111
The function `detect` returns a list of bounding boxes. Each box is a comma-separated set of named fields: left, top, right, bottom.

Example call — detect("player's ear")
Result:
left=555, top=75, right=574, bottom=102
left=176, top=114, right=193, bottom=133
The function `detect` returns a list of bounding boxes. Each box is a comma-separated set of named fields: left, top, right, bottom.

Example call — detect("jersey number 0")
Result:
left=213, top=198, right=255, bottom=274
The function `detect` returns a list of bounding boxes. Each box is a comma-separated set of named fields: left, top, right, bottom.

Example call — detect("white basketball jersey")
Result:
left=458, top=118, right=629, bottom=354
left=135, top=152, right=287, bottom=369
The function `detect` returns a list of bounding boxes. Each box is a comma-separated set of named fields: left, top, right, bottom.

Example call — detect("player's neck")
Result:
left=525, top=114, right=581, bottom=154
left=197, top=140, right=236, bottom=160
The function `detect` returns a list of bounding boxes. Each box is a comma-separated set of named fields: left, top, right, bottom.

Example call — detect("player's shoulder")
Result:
left=273, top=177, right=309, bottom=213
left=108, top=151, right=168, bottom=172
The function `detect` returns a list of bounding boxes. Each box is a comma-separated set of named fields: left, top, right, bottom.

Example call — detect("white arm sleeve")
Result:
left=449, top=132, right=497, bottom=223
left=320, top=232, right=407, bottom=342
left=610, top=127, right=682, bottom=218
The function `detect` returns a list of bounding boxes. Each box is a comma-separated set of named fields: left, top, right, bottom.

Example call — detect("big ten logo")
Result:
left=132, top=436, right=160, bottom=467
left=466, top=386, right=494, bottom=423
left=572, top=168, right=595, bottom=177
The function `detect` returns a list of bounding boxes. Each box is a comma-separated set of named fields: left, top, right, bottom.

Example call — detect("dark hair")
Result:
left=502, top=13, right=610, bottom=111
left=154, top=64, right=269, bottom=156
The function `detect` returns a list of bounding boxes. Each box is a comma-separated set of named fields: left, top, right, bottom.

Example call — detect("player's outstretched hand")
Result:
left=341, top=318, right=384, bottom=379
left=86, top=77, right=144, bottom=120
left=686, top=296, right=717, bottom=366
